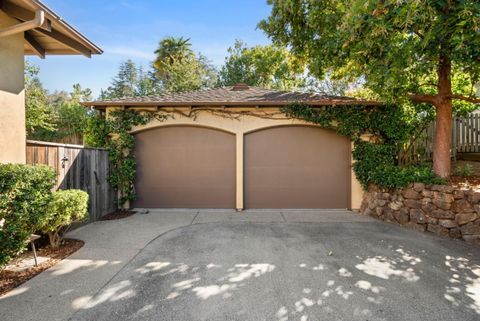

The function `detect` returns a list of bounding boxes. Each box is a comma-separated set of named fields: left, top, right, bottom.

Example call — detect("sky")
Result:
left=27, top=0, right=272, bottom=97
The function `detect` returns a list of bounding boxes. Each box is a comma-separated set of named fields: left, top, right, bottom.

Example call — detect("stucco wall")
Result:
left=0, top=10, right=26, bottom=164
left=108, top=106, right=365, bottom=210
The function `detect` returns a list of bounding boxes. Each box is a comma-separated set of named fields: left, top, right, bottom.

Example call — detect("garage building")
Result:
left=86, top=84, right=376, bottom=210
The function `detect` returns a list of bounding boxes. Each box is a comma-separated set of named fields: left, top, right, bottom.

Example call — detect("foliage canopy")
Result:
left=259, top=0, right=480, bottom=177
left=218, top=40, right=306, bottom=90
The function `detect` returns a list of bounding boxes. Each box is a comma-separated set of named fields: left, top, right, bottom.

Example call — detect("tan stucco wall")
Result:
left=0, top=10, right=26, bottom=164
left=109, top=106, right=365, bottom=210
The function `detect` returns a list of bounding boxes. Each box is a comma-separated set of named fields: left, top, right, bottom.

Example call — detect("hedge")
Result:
left=0, top=164, right=56, bottom=267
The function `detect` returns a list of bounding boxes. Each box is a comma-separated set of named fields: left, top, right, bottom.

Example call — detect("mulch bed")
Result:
left=448, top=175, right=480, bottom=187
left=100, top=210, right=136, bottom=221
left=0, top=238, right=84, bottom=296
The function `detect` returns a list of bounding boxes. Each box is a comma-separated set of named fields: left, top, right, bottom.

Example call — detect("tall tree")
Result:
left=25, top=62, right=56, bottom=136
left=259, top=0, right=480, bottom=177
left=154, top=36, right=194, bottom=77
left=30, top=83, right=92, bottom=144
left=153, top=36, right=217, bottom=93
left=100, top=60, right=159, bottom=99
left=218, top=40, right=305, bottom=90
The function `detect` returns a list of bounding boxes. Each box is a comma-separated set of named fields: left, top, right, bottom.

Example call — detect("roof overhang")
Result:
left=0, top=0, right=102, bottom=58
left=82, top=100, right=382, bottom=109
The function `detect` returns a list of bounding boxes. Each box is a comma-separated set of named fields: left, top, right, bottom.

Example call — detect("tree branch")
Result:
left=409, top=93, right=437, bottom=104
left=451, top=94, right=480, bottom=104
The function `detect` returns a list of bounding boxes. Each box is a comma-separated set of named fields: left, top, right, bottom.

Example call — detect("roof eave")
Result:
left=31, top=0, right=102, bottom=55
left=82, top=100, right=382, bottom=109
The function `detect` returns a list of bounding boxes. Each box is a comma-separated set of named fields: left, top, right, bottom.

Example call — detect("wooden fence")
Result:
left=454, top=114, right=480, bottom=153
left=26, top=140, right=116, bottom=221
left=399, top=114, right=480, bottom=165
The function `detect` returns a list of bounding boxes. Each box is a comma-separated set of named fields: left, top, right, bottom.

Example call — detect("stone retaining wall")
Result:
left=360, top=183, right=480, bottom=244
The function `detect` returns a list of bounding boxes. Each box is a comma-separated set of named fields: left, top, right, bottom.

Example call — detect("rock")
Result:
left=368, top=201, right=376, bottom=210
left=453, top=190, right=465, bottom=200
left=455, top=213, right=478, bottom=226
left=421, top=202, right=436, bottom=213
left=394, top=208, right=409, bottom=224
left=410, top=209, right=425, bottom=224
left=449, top=228, right=462, bottom=239
left=422, top=190, right=434, bottom=198
left=405, top=222, right=426, bottom=232
left=384, top=207, right=395, bottom=222
left=462, top=235, right=480, bottom=245
left=430, top=209, right=455, bottom=219
left=422, top=197, right=432, bottom=204
left=389, top=201, right=403, bottom=211
left=413, top=183, right=425, bottom=192
left=427, top=224, right=449, bottom=237
left=425, top=216, right=438, bottom=224
left=403, top=189, right=421, bottom=200
left=460, top=223, right=480, bottom=235
left=375, top=207, right=383, bottom=217
left=451, top=199, right=474, bottom=213
left=377, top=199, right=387, bottom=206
left=404, top=199, right=422, bottom=209
left=432, top=199, right=452, bottom=210
left=433, top=192, right=455, bottom=203
left=438, top=219, right=457, bottom=228
left=470, top=192, right=480, bottom=204
left=431, top=185, right=454, bottom=193
left=382, top=193, right=391, bottom=200
left=474, top=204, right=480, bottom=215
left=363, top=207, right=373, bottom=217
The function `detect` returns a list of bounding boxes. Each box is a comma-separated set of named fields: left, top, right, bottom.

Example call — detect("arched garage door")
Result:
left=133, top=126, right=236, bottom=208
left=245, top=126, right=350, bottom=209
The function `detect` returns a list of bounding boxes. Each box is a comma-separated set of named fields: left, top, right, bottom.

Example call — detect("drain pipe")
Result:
left=0, top=9, right=45, bottom=38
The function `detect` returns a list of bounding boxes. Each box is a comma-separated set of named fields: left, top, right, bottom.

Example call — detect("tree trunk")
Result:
left=432, top=100, right=453, bottom=178
left=48, top=231, right=61, bottom=248
left=432, top=54, right=453, bottom=178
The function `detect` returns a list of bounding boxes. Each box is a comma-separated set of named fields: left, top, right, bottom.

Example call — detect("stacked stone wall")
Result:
left=361, top=183, right=480, bottom=244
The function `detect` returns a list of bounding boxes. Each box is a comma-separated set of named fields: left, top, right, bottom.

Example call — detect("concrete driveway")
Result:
left=1, top=210, right=479, bottom=321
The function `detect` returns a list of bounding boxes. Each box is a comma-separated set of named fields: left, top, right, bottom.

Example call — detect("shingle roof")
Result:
left=84, top=84, right=379, bottom=108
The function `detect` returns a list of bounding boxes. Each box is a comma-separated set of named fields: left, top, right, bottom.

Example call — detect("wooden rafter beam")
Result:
left=36, top=28, right=91, bottom=57
left=0, top=0, right=51, bottom=31
left=24, top=31, right=45, bottom=58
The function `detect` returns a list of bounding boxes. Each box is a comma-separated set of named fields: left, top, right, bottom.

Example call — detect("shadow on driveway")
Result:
left=68, top=221, right=480, bottom=321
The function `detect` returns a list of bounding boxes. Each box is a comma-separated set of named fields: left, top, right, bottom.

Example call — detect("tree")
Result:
left=154, top=36, right=194, bottom=77
left=100, top=60, right=159, bottom=99
left=259, top=0, right=480, bottom=177
left=153, top=36, right=217, bottom=93
left=25, top=62, right=56, bottom=136
left=29, top=83, right=92, bottom=144
left=218, top=40, right=305, bottom=90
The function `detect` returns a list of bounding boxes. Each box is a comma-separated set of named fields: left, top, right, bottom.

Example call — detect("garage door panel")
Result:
left=133, top=126, right=236, bottom=208
left=245, top=126, right=350, bottom=209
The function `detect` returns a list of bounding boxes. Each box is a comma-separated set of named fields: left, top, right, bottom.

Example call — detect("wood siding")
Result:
left=26, top=141, right=116, bottom=221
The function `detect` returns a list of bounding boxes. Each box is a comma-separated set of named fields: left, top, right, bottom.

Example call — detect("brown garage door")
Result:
left=133, top=126, right=236, bottom=208
left=245, top=126, right=350, bottom=209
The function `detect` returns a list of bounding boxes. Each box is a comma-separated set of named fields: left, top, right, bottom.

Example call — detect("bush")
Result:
left=456, top=163, right=474, bottom=177
left=352, top=140, right=444, bottom=188
left=40, top=190, right=89, bottom=248
left=0, top=164, right=56, bottom=267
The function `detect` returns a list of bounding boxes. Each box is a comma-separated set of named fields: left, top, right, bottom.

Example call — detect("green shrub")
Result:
left=455, top=163, right=474, bottom=177
left=0, top=164, right=56, bottom=267
left=40, top=190, right=89, bottom=248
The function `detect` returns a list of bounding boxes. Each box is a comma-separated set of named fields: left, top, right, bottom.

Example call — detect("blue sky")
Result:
left=27, top=0, right=272, bottom=97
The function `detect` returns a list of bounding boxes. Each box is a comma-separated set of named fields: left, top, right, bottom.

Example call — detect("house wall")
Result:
left=0, top=10, right=26, bottom=164
left=107, top=106, right=365, bottom=210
